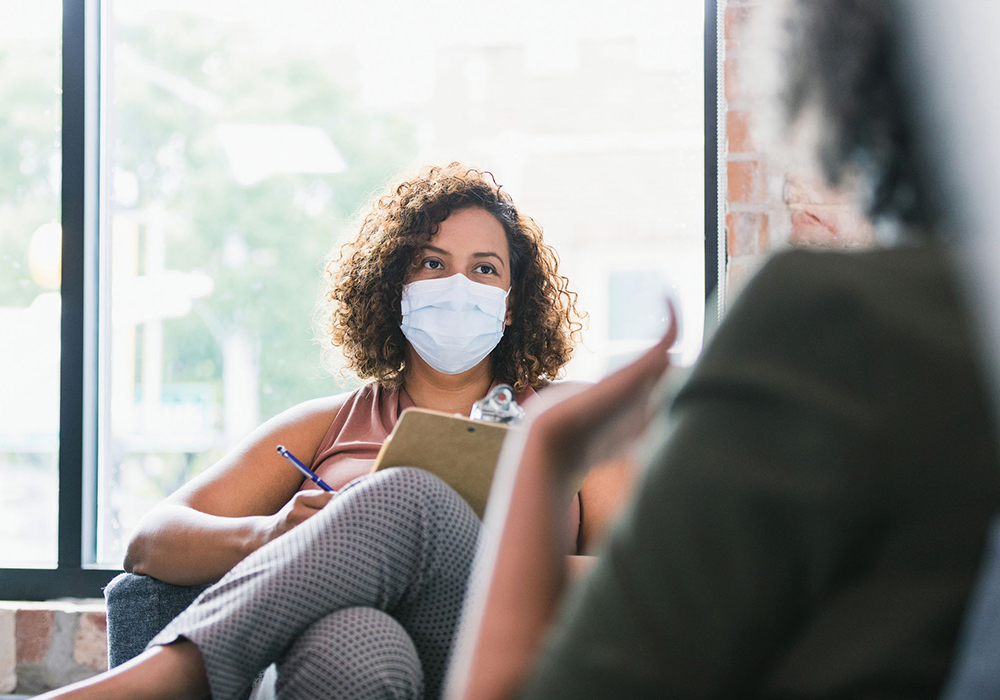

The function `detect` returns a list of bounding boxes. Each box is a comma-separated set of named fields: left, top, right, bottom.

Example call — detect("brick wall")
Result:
left=723, top=0, right=875, bottom=302
left=0, top=601, right=107, bottom=695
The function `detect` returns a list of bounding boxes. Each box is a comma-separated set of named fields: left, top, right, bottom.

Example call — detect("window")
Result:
left=0, top=0, right=62, bottom=569
left=0, top=0, right=722, bottom=598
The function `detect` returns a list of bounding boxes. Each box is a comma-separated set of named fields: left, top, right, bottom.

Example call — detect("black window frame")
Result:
left=0, top=0, right=723, bottom=601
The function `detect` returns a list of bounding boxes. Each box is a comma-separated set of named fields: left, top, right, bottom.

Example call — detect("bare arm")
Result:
left=450, top=329, right=674, bottom=700
left=577, top=456, right=638, bottom=554
left=557, top=459, right=640, bottom=587
left=123, top=393, right=351, bottom=585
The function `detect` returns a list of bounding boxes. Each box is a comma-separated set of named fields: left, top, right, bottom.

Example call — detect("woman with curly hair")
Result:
left=326, top=162, right=577, bottom=394
left=43, top=164, right=590, bottom=700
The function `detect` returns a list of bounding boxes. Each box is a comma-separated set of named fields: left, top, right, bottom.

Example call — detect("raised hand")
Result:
left=526, top=305, right=677, bottom=479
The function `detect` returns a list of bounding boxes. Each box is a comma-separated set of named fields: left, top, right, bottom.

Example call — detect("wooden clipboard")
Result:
left=371, top=408, right=514, bottom=518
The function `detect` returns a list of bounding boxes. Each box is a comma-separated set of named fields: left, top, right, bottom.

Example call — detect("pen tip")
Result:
left=276, top=445, right=285, bottom=453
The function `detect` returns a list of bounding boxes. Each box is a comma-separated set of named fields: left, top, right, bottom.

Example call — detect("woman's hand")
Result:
left=526, top=314, right=676, bottom=479
left=255, top=489, right=336, bottom=546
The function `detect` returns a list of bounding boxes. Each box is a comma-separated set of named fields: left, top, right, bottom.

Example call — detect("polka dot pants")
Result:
left=150, top=467, right=481, bottom=700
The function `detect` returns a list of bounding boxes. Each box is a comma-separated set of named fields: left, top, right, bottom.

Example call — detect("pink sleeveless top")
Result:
left=307, top=382, right=582, bottom=553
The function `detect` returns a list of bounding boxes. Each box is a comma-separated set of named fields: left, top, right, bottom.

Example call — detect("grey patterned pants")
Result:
left=149, top=467, right=481, bottom=700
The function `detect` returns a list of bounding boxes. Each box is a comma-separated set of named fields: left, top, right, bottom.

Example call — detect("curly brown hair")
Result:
left=321, top=163, right=583, bottom=392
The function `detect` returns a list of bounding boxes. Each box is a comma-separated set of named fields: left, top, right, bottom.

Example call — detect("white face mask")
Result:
left=400, top=273, right=510, bottom=375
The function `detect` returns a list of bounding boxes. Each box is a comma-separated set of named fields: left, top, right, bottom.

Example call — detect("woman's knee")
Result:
left=353, top=466, right=454, bottom=504
left=276, top=607, right=422, bottom=700
left=318, top=466, right=475, bottom=534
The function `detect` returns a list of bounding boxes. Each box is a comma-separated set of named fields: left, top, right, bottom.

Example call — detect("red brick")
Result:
left=16, top=609, right=54, bottom=664
left=725, top=56, right=740, bottom=103
left=727, top=160, right=767, bottom=204
left=789, top=206, right=875, bottom=248
left=727, top=110, right=756, bottom=153
left=727, top=212, right=769, bottom=257
left=74, top=612, right=108, bottom=672
left=725, top=6, right=756, bottom=51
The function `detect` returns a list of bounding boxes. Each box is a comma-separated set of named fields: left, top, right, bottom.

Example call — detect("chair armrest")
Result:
left=103, top=572, right=209, bottom=668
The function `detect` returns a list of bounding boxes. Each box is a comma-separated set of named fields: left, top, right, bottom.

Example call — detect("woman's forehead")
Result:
left=426, top=207, right=509, bottom=260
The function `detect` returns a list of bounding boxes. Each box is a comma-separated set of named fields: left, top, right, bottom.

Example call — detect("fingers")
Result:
left=286, top=490, right=335, bottom=526
left=526, top=315, right=676, bottom=475
left=527, top=299, right=678, bottom=420
left=293, top=489, right=335, bottom=510
left=564, top=333, right=671, bottom=420
left=625, top=297, right=679, bottom=377
left=587, top=301, right=677, bottom=406
left=519, top=296, right=679, bottom=479
left=663, top=292, right=681, bottom=350
left=259, top=489, right=337, bottom=545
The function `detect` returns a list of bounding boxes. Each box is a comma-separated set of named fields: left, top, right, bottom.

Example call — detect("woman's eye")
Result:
left=474, top=264, right=496, bottom=275
left=422, top=259, right=443, bottom=270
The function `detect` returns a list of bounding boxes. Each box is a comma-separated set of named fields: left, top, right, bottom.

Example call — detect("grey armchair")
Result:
left=104, top=573, right=276, bottom=699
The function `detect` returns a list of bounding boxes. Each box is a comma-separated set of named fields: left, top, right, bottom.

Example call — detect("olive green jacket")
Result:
left=521, top=245, right=1000, bottom=699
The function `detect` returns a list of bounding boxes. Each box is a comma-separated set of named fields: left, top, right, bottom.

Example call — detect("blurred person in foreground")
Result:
left=448, top=1, right=1000, bottom=698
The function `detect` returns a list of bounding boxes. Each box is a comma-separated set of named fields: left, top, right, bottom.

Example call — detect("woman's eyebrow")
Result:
left=422, top=245, right=506, bottom=270
left=473, top=252, right=506, bottom=269
left=422, top=245, right=451, bottom=256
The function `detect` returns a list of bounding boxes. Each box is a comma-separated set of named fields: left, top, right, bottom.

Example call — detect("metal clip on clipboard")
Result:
left=469, top=383, right=525, bottom=425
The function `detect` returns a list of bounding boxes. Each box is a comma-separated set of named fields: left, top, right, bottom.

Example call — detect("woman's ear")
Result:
left=505, top=295, right=514, bottom=326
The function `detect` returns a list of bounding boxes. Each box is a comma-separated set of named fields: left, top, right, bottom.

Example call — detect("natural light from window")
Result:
left=0, top=0, right=706, bottom=569
left=0, top=0, right=62, bottom=568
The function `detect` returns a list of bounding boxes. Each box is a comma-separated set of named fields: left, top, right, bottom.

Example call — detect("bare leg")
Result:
left=33, top=640, right=209, bottom=700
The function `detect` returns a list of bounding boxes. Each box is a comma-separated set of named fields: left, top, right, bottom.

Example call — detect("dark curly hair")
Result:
left=321, top=163, right=583, bottom=392
left=782, top=0, right=938, bottom=230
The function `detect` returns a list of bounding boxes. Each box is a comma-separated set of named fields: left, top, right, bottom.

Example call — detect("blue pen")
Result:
left=276, top=445, right=336, bottom=492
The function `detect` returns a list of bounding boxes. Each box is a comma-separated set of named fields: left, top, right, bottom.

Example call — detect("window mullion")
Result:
left=58, top=0, right=87, bottom=573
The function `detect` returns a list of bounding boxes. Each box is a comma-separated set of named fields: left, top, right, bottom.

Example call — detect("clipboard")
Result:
left=371, top=408, right=514, bottom=518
